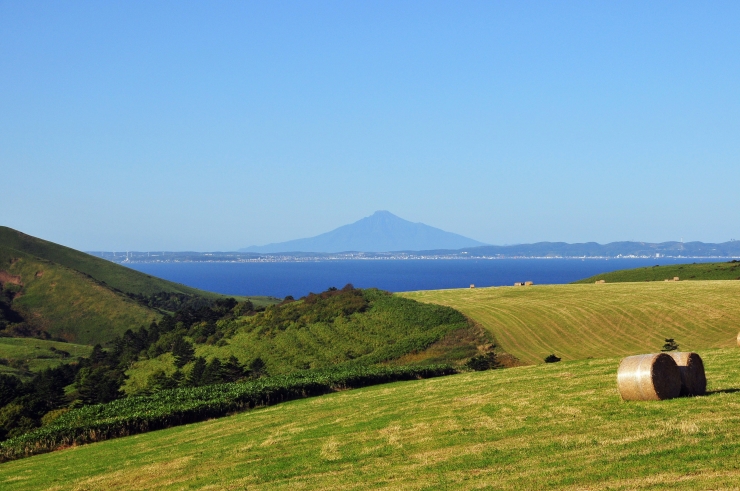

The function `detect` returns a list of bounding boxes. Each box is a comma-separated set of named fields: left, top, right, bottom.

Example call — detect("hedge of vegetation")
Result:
left=0, top=364, right=456, bottom=462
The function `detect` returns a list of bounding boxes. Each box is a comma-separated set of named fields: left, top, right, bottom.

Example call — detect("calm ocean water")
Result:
left=124, top=258, right=720, bottom=299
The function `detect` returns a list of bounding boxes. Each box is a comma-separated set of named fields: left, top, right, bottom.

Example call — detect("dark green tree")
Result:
left=172, top=336, right=195, bottom=368
left=146, top=370, right=179, bottom=393
left=222, top=356, right=246, bottom=382
left=466, top=352, right=500, bottom=371
left=75, top=367, right=122, bottom=405
left=661, top=338, right=679, bottom=352
left=201, top=358, right=223, bottom=385
left=186, top=357, right=207, bottom=387
left=0, top=374, right=21, bottom=407
left=248, top=357, right=267, bottom=379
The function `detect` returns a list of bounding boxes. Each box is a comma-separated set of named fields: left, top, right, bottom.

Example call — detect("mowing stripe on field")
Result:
left=399, top=281, right=740, bottom=364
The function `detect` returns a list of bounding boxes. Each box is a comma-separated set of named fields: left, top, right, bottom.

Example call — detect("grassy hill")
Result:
left=0, top=227, right=278, bottom=345
left=0, top=246, right=161, bottom=345
left=1, top=347, right=739, bottom=489
left=122, top=287, right=495, bottom=395
left=574, top=260, right=740, bottom=283
left=0, top=338, right=93, bottom=379
left=0, top=227, right=219, bottom=299
left=399, top=281, right=740, bottom=365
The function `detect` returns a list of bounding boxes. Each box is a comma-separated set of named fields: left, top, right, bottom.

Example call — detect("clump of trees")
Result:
left=466, top=352, right=500, bottom=371
left=661, top=338, right=679, bottom=352
left=0, top=295, right=259, bottom=441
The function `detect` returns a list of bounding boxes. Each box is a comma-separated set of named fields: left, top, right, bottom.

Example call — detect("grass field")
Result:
left=399, top=281, right=740, bottom=365
left=1, top=347, right=739, bottom=489
left=0, top=338, right=92, bottom=378
left=574, top=261, right=740, bottom=283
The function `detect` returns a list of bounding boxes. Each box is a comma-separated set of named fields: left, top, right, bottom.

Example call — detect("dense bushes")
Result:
left=221, top=286, right=472, bottom=374
left=0, top=285, right=483, bottom=451
left=0, top=364, right=456, bottom=462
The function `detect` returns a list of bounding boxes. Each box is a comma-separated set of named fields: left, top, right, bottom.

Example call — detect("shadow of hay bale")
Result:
left=668, top=352, right=706, bottom=396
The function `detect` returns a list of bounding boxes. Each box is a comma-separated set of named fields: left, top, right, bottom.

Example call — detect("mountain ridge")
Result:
left=240, top=211, right=487, bottom=253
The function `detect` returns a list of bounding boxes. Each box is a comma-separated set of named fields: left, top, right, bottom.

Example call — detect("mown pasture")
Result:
left=574, top=260, right=740, bottom=283
left=1, top=348, right=739, bottom=489
left=400, top=281, right=740, bottom=365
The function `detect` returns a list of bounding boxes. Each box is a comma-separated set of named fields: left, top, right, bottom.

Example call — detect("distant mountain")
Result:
left=240, top=211, right=488, bottom=253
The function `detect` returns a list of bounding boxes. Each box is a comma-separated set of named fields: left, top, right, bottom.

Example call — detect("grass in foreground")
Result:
left=574, top=260, right=740, bottom=283
left=0, top=365, right=456, bottom=462
left=399, top=281, right=740, bottom=364
left=2, top=348, right=740, bottom=489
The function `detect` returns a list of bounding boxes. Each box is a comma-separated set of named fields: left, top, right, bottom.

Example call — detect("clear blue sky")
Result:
left=2, top=1, right=739, bottom=251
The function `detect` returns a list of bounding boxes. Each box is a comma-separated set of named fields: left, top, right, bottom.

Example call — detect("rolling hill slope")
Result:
left=0, top=227, right=279, bottom=345
left=574, top=260, right=740, bottom=283
left=2, top=348, right=739, bottom=490
left=0, top=338, right=93, bottom=379
left=399, top=281, right=740, bottom=364
left=0, top=227, right=219, bottom=298
left=0, top=246, right=160, bottom=344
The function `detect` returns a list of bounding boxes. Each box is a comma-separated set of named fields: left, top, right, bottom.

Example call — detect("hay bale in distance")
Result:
left=617, top=353, right=682, bottom=401
left=668, top=352, right=706, bottom=396
left=737, top=331, right=740, bottom=347
left=524, top=281, right=534, bottom=286
left=469, top=284, right=475, bottom=289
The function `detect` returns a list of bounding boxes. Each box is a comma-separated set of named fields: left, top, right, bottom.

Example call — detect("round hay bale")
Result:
left=668, top=352, right=707, bottom=396
left=617, top=353, right=681, bottom=401
left=737, top=332, right=740, bottom=347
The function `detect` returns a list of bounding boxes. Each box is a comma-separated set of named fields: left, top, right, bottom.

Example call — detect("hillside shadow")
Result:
left=706, top=388, right=740, bottom=395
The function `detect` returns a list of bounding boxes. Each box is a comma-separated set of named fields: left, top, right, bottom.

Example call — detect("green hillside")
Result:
left=0, top=227, right=278, bottom=345
left=2, top=348, right=739, bottom=489
left=122, top=287, right=494, bottom=394
left=0, top=227, right=219, bottom=298
left=0, top=338, right=93, bottom=379
left=0, top=246, right=160, bottom=345
left=400, top=281, right=740, bottom=365
left=574, top=260, right=740, bottom=284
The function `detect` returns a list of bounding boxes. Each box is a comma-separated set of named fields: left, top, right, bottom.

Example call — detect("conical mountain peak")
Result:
left=241, top=212, right=486, bottom=253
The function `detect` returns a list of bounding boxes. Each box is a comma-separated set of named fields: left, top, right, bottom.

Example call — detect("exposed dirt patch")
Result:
left=0, top=271, right=23, bottom=287
left=388, top=318, right=523, bottom=367
left=496, top=352, right=526, bottom=368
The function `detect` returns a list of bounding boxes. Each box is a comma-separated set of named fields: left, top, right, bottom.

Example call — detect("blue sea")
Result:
left=124, top=258, right=721, bottom=299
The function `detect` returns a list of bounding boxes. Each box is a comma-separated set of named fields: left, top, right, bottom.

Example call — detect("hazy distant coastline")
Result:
left=90, top=242, right=740, bottom=264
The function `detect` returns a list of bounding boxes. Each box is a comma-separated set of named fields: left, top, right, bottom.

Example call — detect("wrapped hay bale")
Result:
left=668, top=352, right=706, bottom=396
left=617, top=353, right=681, bottom=401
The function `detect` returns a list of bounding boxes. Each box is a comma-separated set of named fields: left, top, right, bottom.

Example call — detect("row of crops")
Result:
left=0, top=364, right=457, bottom=462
